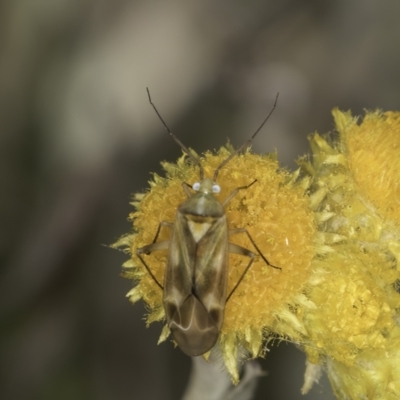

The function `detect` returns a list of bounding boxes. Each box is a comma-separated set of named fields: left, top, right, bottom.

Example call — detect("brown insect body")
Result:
left=163, top=178, right=228, bottom=356
left=136, top=89, right=280, bottom=357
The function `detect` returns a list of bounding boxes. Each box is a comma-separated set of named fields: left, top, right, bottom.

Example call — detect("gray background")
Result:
left=1, top=0, right=399, bottom=399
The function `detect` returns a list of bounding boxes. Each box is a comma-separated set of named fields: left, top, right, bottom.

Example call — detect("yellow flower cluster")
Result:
left=299, top=110, right=400, bottom=399
left=114, top=109, right=400, bottom=397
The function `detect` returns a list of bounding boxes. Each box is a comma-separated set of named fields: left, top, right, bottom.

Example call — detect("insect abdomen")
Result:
left=167, top=294, right=219, bottom=357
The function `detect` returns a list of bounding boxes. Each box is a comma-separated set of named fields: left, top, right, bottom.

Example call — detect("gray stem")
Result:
left=182, top=348, right=265, bottom=400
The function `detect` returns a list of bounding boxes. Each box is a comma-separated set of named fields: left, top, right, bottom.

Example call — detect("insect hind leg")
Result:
left=226, top=229, right=281, bottom=302
left=136, top=221, right=172, bottom=291
left=226, top=242, right=255, bottom=302
left=229, top=228, right=280, bottom=270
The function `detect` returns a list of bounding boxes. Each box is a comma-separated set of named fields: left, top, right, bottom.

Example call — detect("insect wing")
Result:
left=163, top=210, right=229, bottom=356
left=193, top=214, right=229, bottom=328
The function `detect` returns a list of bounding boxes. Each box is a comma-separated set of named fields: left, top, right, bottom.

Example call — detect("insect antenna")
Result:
left=146, top=88, right=204, bottom=180
left=213, top=93, right=279, bottom=181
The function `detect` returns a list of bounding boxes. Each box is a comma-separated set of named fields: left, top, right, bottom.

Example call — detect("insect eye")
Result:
left=192, top=182, right=201, bottom=191
left=212, top=184, right=221, bottom=193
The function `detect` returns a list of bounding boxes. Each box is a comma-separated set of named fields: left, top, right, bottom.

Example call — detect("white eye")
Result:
left=192, top=182, right=200, bottom=191
left=212, top=184, right=221, bottom=193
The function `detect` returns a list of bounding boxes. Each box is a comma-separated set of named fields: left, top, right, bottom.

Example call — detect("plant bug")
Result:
left=137, top=89, right=280, bottom=357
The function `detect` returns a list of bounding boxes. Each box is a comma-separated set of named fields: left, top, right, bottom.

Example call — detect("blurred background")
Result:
left=1, top=0, right=400, bottom=399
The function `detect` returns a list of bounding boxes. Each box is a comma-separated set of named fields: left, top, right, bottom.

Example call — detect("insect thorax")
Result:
left=179, top=191, right=224, bottom=218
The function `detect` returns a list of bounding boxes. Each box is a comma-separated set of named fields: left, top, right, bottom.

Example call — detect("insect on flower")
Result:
left=137, top=88, right=281, bottom=357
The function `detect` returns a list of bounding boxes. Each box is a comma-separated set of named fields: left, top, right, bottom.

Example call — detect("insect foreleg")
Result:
left=221, top=180, right=257, bottom=207
left=182, top=182, right=192, bottom=197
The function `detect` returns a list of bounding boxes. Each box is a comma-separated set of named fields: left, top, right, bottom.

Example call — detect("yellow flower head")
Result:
left=300, top=109, right=400, bottom=399
left=114, top=146, right=315, bottom=382
left=336, top=109, right=400, bottom=226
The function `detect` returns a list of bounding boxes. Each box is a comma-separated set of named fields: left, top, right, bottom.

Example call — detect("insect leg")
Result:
left=221, top=180, right=257, bottom=207
left=137, top=241, right=169, bottom=290
left=229, top=228, right=281, bottom=270
left=226, top=242, right=255, bottom=302
left=182, top=182, right=192, bottom=197
left=136, top=221, right=173, bottom=291
left=226, top=229, right=281, bottom=302
left=149, top=221, right=173, bottom=248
